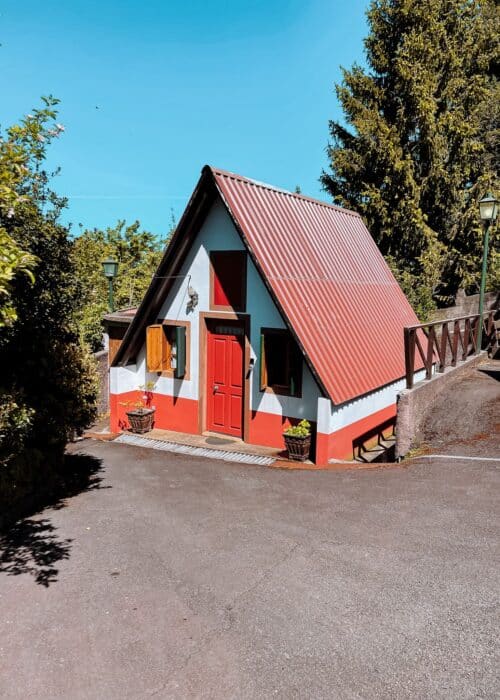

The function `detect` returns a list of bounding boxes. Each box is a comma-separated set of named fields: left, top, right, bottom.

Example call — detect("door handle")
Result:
left=213, top=384, right=219, bottom=393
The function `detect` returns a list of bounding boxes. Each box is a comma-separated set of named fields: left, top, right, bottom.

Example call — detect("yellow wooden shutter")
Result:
left=146, top=325, right=165, bottom=372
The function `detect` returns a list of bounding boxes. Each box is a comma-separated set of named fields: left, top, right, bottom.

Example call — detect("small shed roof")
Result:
left=103, top=307, right=138, bottom=325
left=114, top=166, right=420, bottom=405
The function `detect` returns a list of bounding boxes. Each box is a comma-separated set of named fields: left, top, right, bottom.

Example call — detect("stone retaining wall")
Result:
left=395, top=352, right=486, bottom=459
left=94, top=350, right=109, bottom=416
left=430, top=290, right=499, bottom=322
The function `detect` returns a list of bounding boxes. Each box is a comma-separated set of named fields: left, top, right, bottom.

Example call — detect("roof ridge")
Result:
left=205, top=165, right=362, bottom=219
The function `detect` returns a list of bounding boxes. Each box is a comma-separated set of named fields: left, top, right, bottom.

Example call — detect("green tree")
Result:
left=0, top=98, right=98, bottom=523
left=322, top=0, right=499, bottom=316
left=0, top=107, right=39, bottom=327
left=71, top=219, right=172, bottom=351
left=0, top=229, right=35, bottom=327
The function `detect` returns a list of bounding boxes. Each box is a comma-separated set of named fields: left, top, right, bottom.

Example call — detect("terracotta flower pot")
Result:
left=283, top=434, right=311, bottom=462
left=126, top=408, right=155, bottom=434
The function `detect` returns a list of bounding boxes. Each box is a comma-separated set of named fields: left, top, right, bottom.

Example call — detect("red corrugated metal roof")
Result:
left=211, top=167, right=420, bottom=405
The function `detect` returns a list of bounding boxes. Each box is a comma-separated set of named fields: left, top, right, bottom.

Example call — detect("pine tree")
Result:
left=322, top=0, right=499, bottom=315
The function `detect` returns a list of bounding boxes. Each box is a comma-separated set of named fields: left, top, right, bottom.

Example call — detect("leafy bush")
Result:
left=0, top=98, right=98, bottom=525
left=386, top=256, right=439, bottom=322
left=284, top=420, right=311, bottom=438
left=0, top=393, right=34, bottom=465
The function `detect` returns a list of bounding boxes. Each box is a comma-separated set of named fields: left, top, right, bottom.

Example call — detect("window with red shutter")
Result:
left=210, top=251, right=247, bottom=311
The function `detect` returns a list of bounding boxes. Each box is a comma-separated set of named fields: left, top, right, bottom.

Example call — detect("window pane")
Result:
left=265, top=333, right=289, bottom=387
left=261, top=329, right=302, bottom=397
left=164, top=326, right=175, bottom=369
left=289, top=343, right=301, bottom=396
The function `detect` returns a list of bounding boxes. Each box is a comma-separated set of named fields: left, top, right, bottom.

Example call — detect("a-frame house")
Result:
left=110, top=166, right=420, bottom=464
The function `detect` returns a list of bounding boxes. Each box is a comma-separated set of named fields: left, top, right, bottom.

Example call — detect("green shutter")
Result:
left=174, top=326, right=186, bottom=378
left=260, top=331, right=266, bottom=390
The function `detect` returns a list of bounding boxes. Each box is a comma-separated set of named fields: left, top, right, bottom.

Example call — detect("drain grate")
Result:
left=113, top=434, right=276, bottom=466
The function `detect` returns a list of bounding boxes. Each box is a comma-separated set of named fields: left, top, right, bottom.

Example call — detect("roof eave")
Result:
left=112, top=167, right=217, bottom=367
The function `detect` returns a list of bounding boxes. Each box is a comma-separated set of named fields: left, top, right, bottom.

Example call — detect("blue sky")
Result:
left=1, top=0, right=368, bottom=237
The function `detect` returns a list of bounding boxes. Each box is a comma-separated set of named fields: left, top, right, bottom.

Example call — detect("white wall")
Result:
left=317, top=369, right=427, bottom=435
left=112, top=198, right=322, bottom=421
left=324, top=378, right=406, bottom=434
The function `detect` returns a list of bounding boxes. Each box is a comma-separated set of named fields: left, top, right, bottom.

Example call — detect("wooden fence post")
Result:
left=404, top=327, right=415, bottom=389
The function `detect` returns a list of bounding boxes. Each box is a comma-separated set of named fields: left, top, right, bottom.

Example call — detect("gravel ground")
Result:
left=420, top=362, right=499, bottom=457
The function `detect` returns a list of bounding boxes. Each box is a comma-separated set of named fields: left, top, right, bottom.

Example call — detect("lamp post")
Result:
left=102, top=258, right=119, bottom=312
left=477, top=193, right=498, bottom=351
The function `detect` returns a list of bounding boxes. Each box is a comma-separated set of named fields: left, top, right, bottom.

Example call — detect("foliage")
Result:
left=71, top=219, right=171, bottom=351
left=1, top=204, right=98, bottom=448
left=0, top=393, right=34, bottom=465
left=0, top=100, right=46, bottom=326
left=386, top=249, right=443, bottom=321
left=0, top=230, right=36, bottom=327
left=322, top=0, right=499, bottom=316
left=0, top=98, right=98, bottom=523
left=284, top=419, right=311, bottom=438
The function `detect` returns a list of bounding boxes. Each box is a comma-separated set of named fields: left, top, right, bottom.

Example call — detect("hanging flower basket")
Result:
left=283, top=420, right=311, bottom=462
left=125, top=407, right=155, bottom=434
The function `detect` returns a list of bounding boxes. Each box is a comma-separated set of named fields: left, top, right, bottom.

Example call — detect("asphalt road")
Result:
left=1, top=439, right=499, bottom=699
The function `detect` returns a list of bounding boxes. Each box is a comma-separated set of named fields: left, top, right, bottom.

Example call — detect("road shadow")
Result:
left=0, top=452, right=105, bottom=587
left=0, top=518, right=72, bottom=586
left=477, top=365, right=500, bottom=381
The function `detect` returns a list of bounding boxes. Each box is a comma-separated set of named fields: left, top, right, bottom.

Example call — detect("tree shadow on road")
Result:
left=0, top=452, right=105, bottom=587
left=0, top=518, right=72, bottom=586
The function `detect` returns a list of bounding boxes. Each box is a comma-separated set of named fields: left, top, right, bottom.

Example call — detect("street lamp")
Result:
left=102, top=258, right=119, bottom=312
left=477, top=193, right=498, bottom=351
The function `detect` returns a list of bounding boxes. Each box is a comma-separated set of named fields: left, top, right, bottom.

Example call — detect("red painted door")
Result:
left=207, top=323, right=244, bottom=437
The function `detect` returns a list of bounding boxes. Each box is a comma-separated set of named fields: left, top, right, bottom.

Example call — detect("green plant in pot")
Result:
left=283, top=419, right=311, bottom=462
left=120, top=382, right=156, bottom=434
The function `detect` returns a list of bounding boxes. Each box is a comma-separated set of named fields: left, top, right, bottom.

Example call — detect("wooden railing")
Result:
left=404, top=311, right=496, bottom=389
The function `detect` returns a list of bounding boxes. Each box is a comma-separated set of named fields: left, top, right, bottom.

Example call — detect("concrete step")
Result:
left=489, top=340, right=500, bottom=359
left=355, top=437, right=396, bottom=463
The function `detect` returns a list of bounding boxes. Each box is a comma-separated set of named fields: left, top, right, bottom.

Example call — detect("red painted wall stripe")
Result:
left=316, top=403, right=397, bottom=464
left=248, top=411, right=317, bottom=452
left=110, top=392, right=396, bottom=466
left=110, top=391, right=198, bottom=434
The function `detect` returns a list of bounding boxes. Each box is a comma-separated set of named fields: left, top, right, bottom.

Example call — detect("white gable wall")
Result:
left=110, top=198, right=322, bottom=421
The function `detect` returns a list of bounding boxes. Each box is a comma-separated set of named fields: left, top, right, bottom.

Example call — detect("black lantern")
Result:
left=476, top=193, right=498, bottom=351
left=102, top=258, right=119, bottom=279
left=101, top=258, right=119, bottom=311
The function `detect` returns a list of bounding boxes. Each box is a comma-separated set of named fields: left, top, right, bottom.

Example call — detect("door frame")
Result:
left=199, top=311, right=251, bottom=442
